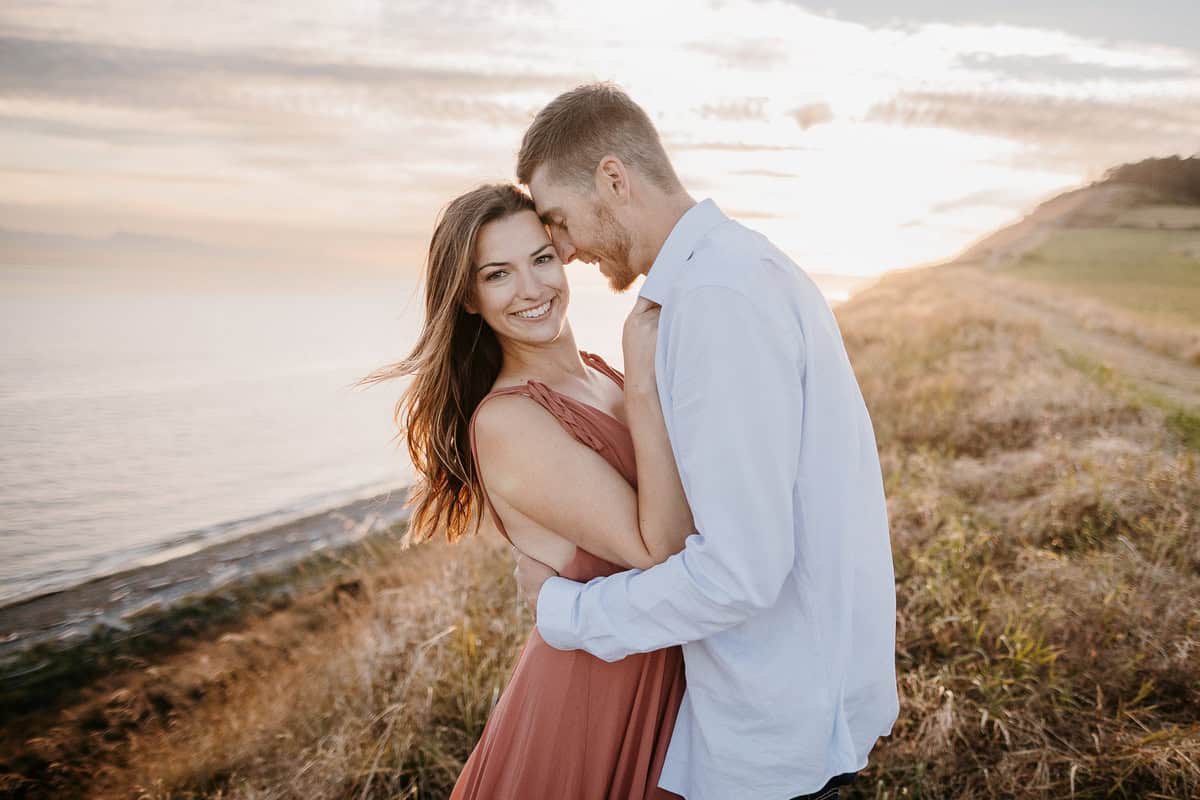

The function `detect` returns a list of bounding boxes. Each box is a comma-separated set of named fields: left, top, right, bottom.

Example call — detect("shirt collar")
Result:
left=639, top=198, right=728, bottom=306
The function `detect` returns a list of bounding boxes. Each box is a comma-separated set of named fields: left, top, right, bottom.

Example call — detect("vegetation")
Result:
left=3, top=257, right=1198, bottom=799
left=836, top=267, right=1198, bottom=798
left=0, top=540, right=379, bottom=727
left=1103, top=155, right=1200, bottom=203
left=1004, top=226, right=1200, bottom=328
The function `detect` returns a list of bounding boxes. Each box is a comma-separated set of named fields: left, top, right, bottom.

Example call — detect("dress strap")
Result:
left=581, top=350, right=625, bottom=390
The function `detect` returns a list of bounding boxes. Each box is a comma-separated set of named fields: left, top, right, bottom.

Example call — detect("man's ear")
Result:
left=595, top=156, right=630, bottom=204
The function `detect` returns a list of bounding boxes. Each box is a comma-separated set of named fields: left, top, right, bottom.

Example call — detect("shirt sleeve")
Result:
left=536, top=282, right=804, bottom=661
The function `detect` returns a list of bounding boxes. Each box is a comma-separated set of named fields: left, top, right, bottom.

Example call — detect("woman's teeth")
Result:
left=513, top=300, right=552, bottom=319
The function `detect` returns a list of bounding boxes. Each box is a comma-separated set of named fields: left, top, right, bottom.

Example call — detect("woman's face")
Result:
left=467, top=210, right=570, bottom=346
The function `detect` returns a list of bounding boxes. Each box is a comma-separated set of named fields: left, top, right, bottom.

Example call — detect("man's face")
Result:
left=528, top=165, right=639, bottom=292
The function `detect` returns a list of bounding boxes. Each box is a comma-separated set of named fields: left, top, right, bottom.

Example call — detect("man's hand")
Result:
left=622, top=297, right=661, bottom=395
left=513, top=550, right=556, bottom=615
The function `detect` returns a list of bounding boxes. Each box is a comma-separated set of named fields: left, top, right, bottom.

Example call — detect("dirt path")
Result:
left=957, top=267, right=1200, bottom=410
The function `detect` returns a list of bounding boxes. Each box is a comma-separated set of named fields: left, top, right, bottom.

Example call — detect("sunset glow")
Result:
left=2, top=1, right=1198, bottom=277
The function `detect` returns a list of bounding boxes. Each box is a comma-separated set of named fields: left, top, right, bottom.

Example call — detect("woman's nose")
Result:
left=515, top=267, right=542, bottom=298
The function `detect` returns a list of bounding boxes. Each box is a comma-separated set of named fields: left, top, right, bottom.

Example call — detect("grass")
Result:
left=1058, top=348, right=1200, bottom=452
left=1114, top=204, right=1200, bottom=229
left=1166, top=409, right=1200, bottom=451
left=1003, top=226, right=1200, bottom=328
left=837, top=268, right=1199, bottom=798
left=3, top=264, right=1199, bottom=799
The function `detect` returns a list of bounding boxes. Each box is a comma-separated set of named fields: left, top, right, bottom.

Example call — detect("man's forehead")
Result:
left=530, top=192, right=560, bottom=222
left=527, top=165, right=570, bottom=214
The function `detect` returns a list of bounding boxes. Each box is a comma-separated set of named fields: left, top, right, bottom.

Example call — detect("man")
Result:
left=514, top=83, right=898, bottom=800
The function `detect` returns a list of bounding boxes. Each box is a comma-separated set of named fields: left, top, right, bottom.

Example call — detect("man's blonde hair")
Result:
left=517, top=83, right=682, bottom=192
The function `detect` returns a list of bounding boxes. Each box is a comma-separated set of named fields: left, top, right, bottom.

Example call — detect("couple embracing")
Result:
left=383, top=83, right=898, bottom=800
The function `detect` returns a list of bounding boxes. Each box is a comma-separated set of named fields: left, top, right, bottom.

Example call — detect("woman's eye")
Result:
left=534, top=253, right=554, bottom=265
left=484, top=270, right=506, bottom=282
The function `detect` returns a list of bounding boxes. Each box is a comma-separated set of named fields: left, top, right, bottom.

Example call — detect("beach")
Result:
left=0, top=489, right=411, bottom=659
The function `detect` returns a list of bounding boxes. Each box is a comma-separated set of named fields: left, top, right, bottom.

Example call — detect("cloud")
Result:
left=733, top=169, right=801, bottom=178
left=956, top=52, right=1198, bottom=82
left=667, top=140, right=816, bottom=152
left=789, top=102, right=834, bottom=129
left=686, top=39, right=791, bottom=70
left=696, top=98, right=769, bottom=121
left=0, top=163, right=239, bottom=185
left=0, top=112, right=185, bottom=147
left=4, top=0, right=1199, bottom=278
left=0, top=34, right=572, bottom=118
left=866, top=90, right=1200, bottom=165
left=783, top=0, right=1200, bottom=54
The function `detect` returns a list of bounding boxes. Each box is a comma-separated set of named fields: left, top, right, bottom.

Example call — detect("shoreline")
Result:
left=0, top=488, right=412, bottom=660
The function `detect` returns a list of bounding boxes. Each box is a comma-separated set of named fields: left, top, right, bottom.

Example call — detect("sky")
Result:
left=1, top=0, right=1198, bottom=279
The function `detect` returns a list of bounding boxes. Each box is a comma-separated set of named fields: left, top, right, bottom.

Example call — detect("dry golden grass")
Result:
left=1, top=534, right=525, bottom=800
left=4, top=264, right=1198, bottom=799
left=840, top=267, right=1199, bottom=798
left=109, top=536, right=525, bottom=800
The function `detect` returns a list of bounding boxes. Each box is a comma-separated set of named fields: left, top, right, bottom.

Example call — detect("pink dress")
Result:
left=451, top=352, right=685, bottom=800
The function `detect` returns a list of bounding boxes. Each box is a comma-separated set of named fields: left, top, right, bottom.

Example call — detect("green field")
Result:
left=1004, top=226, right=1200, bottom=326
left=1115, top=203, right=1200, bottom=229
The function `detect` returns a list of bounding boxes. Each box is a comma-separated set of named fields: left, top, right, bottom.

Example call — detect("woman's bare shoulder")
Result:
left=472, top=392, right=571, bottom=461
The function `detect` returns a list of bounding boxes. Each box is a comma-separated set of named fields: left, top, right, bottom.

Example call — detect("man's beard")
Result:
left=593, top=203, right=638, bottom=292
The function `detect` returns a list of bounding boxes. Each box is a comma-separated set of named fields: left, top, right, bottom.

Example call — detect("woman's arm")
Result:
left=473, top=392, right=683, bottom=572
left=622, top=300, right=694, bottom=562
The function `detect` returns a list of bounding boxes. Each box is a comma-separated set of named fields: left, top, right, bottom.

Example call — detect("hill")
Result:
left=954, top=157, right=1200, bottom=395
left=958, top=156, right=1200, bottom=268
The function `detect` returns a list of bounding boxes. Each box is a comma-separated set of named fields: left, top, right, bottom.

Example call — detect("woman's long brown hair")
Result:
left=360, top=183, right=535, bottom=543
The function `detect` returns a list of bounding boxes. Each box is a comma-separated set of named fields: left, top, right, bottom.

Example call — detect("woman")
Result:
left=364, top=183, right=693, bottom=799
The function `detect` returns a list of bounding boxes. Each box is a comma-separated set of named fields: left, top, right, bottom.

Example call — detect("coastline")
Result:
left=0, top=488, right=412, bottom=661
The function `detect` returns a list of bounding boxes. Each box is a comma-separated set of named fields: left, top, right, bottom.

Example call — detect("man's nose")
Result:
left=551, top=231, right=577, bottom=263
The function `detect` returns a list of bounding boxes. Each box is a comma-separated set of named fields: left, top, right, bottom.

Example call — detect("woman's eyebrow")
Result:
left=478, top=244, right=553, bottom=271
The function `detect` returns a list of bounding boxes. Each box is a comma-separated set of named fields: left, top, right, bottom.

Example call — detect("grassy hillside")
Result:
left=836, top=265, right=1198, bottom=798
left=1006, top=225, right=1200, bottom=327
left=5, top=174, right=1200, bottom=797
left=6, top=255, right=1196, bottom=800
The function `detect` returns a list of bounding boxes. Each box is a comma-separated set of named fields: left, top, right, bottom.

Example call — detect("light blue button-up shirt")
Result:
left=537, top=199, right=898, bottom=799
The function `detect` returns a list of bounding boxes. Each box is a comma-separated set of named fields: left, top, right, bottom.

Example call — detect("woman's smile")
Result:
left=510, top=297, right=554, bottom=321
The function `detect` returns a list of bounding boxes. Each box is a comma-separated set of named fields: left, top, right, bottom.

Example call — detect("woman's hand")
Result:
left=622, top=296, right=696, bottom=562
left=622, top=297, right=661, bottom=395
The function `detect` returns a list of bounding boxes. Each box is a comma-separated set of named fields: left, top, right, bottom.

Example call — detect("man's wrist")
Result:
left=535, top=575, right=581, bottom=651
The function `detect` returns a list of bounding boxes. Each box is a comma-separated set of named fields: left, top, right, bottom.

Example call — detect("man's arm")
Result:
left=536, top=283, right=804, bottom=661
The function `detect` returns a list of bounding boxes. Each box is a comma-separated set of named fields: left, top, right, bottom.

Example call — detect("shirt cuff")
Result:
left=536, top=575, right=582, bottom=651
